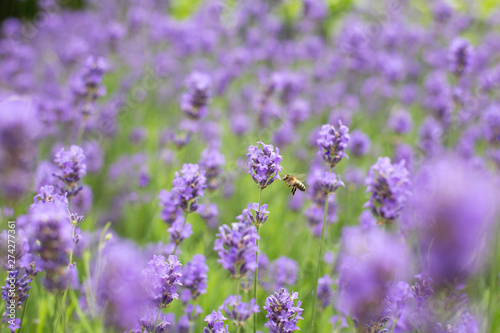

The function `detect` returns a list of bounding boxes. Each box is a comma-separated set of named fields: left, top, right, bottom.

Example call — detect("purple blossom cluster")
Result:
left=203, top=310, right=229, bottom=333
left=214, top=222, right=258, bottom=279
left=263, top=288, right=304, bottom=333
left=53, top=145, right=87, bottom=199
left=246, top=142, right=283, bottom=189
left=364, top=157, right=410, bottom=223
left=180, top=254, right=208, bottom=303
left=142, top=255, right=183, bottom=308
left=316, top=122, right=350, bottom=168
left=219, top=295, right=259, bottom=328
left=172, top=163, right=207, bottom=213
left=181, top=72, right=212, bottom=120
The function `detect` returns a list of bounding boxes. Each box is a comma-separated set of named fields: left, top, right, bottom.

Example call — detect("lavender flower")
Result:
left=180, top=254, right=208, bottom=303
left=30, top=203, right=75, bottom=292
left=203, top=310, right=229, bottom=333
left=33, top=185, right=68, bottom=208
left=246, top=141, right=283, bottom=189
left=316, top=121, right=350, bottom=168
left=402, top=155, right=499, bottom=284
left=198, top=203, right=219, bottom=228
left=180, top=72, right=212, bottom=119
left=262, top=257, right=299, bottom=293
left=158, top=190, right=182, bottom=225
left=364, top=157, right=410, bottom=223
left=214, top=222, right=258, bottom=278
left=388, top=110, right=413, bottom=135
left=435, top=312, right=479, bottom=333
left=263, top=288, right=304, bottom=333
left=337, top=227, right=409, bottom=329
left=219, top=295, right=260, bottom=327
left=168, top=219, right=193, bottom=247
left=130, top=307, right=171, bottom=333
left=411, top=272, right=434, bottom=305
left=349, top=130, right=371, bottom=157
left=142, top=255, right=183, bottom=308
left=448, top=38, right=473, bottom=77
left=317, top=274, right=333, bottom=308
left=73, top=56, right=107, bottom=116
left=319, top=172, right=345, bottom=195
left=199, top=148, right=226, bottom=190
left=53, top=145, right=87, bottom=199
left=172, top=164, right=207, bottom=213
left=241, top=202, right=269, bottom=227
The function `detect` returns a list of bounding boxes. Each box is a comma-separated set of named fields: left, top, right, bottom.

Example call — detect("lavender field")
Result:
left=1, top=0, right=500, bottom=332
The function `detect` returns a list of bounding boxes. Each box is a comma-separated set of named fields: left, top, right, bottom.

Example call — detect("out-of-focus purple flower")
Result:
left=168, top=219, right=193, bottom=247
left=158, top=190, right=182, bottom=225
left=129, top=127, right=147, bottom=144
left=180, top=254, right=208, bottom=303
left=129, top=307, right=172, bottom=333
left=30, top=203, right=75, bottom=292
left=246, top=141, right=283, bottom=189
left=214, top=222, right=258, bottom=278
left=435, top=312, right=479, bottom=333
left=388, top=110, right=413, bottom=135
left=359, top=210, right=377, bottom=230
left=448, top=38, right=474, bottom=77
left=198, top=203, right=219, bottom=228
left=264, top=257, right=298, bottom=292
left=242, top=202, right=269, bottom=228
left=73, top=56, right=107, bottom=117
left=219, top=295, right=260, bottom=327
left=53, top=145, right=87, bottom=199
left=33, top=185, right=68, bottom=208
left=180, top=72, right=211, bottom=119
left=203, top=310, right=229, bottom=333
left=349, top=130, right=371, bottom=157
left=319, top=172, right=345, bottom=195
left=71, top=185, right=93, bottom=216
left=432, top=1, right=453, bottom=23
left=411, top=272, right=434, bottom=305
left=364, top=157, right=410, bottom=223
left=402, top=155, right=499, bottom=284
left=316, top=121, right=350, bottom=168
left=82, top=141, right=104, bottom=173
left=142, top=255, right=182, bottom=308
left=199, top=148, right=225, bottom=190
left=263, top=288, right=303, bottom=333
left=337, top=227, right=410, bottom=329
left=305, top=196, right=338, bottom=237
left=393, top=143, right=415, bottom=172
left=172, top=164, right=207, bottom=213
left=481, top=104, right=500, bottom=144
left=317, top=274, right=333, bottom=308
left=86, top=241, right=147, bottom=330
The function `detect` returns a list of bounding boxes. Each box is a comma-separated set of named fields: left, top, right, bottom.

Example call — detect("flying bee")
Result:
left=282, top=174, right=306, bottom=196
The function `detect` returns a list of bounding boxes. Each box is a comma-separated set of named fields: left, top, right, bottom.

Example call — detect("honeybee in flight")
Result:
left=282, top=174, right=306, bottom=196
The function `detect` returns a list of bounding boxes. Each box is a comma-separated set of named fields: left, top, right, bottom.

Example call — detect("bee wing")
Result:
left=293, top=173, right=307, bottom=181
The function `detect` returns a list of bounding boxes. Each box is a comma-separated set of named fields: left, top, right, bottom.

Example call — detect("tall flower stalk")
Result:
left=310, top=123, right=349, bottom=332
left=246, top=141, right=282, bottom=333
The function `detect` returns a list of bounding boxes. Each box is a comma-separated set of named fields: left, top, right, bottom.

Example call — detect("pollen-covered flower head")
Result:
left=180, top=71, right=212, bottom=119
left=214, top=222, right=258, bottom=278
left=263, top=288, right=304, bottom=333
left=364, top=157, right=410, bottom=222
left=316, top=121, right=350, bottom=168
left=246, top=141, right=283, bottom=189
left=172, top=163, right=207, bottom=213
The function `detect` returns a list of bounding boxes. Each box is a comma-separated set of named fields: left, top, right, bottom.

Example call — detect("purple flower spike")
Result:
left=319, top=172, right=345, bottom=195
left=199, top=147, right=226, bottom=190
left=167, top=219, right=193, bottom=246
left=242, top=202, right=269, bottom=227
left=172, top=163, right=207, bottom=213
left=448, top=38, right=473, bottom=77
left=53, top=145, right=87, bottom=199
left=219, top=295, right=260, bottom=327
left=180, top=254, right=208, bottom=303
left=158, top=190, right=182, bottom=225
left=317, top=274, right=333, bottom=308
left=214, top=222, right=258, bottom=278
left=263, top=288, right=304, bottom=333
left=364, top=157, right=410, bottom=223
left=246, top=141, right=283, bottom=189
left=142, top=255, right=183, bottom=308
left=349, top=130, right=371, bottom=157
left=180, top=71, right=212, bottom=120
left=203, top=310, right=229, bottom=333
left=316, top=121, right=350, bottom=168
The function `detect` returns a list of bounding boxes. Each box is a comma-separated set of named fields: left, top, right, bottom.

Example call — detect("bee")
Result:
left=282, top=174, right=306, bottom=196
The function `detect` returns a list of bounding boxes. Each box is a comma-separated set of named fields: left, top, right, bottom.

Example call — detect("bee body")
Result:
left=282, top=174, right=306, bottom=196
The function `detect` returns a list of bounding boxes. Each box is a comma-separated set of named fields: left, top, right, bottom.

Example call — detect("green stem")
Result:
left=236, top=275, right=242, bottom=333
left=310, top=193, right=330, bottom=333
left=19, top=288, right=31, bottom=333
left=253, top=187, right=263, bottom=333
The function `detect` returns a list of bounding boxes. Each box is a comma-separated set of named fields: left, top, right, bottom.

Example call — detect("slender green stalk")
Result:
left=235, top=274, right=242, bottom=333
left=310, top=193, right=330, bottom=333
left=253, top=187, right=263, bottom=333
left=18, top=289, right=31, bottom=333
